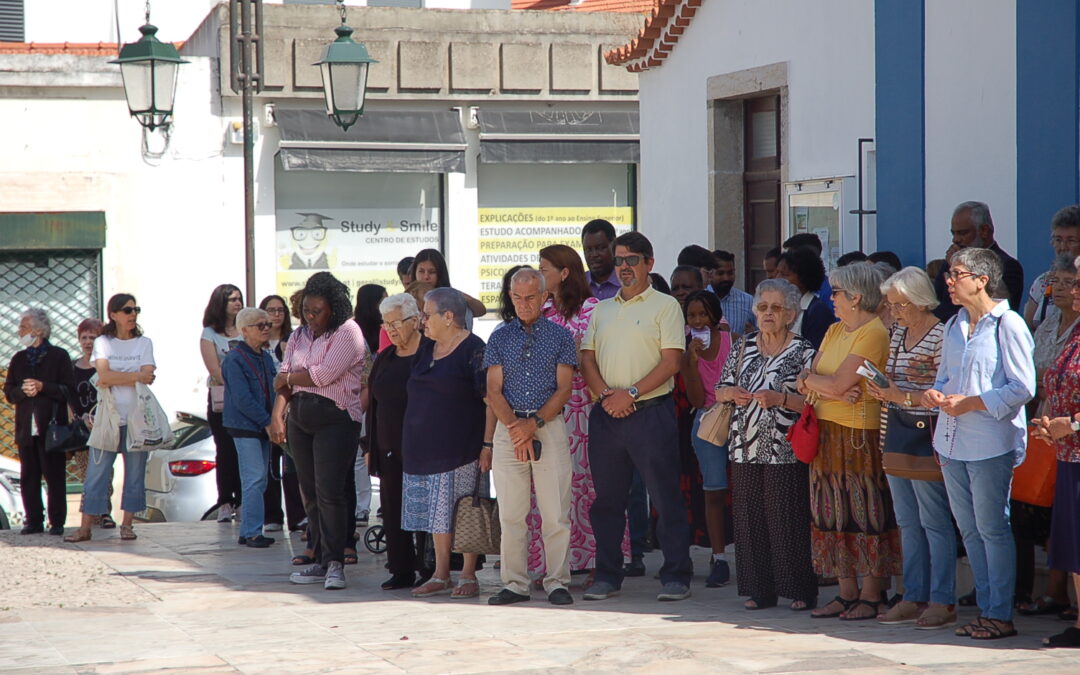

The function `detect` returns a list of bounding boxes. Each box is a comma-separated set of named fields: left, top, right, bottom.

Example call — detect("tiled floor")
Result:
left=2, top=521, right=1079, bottom=673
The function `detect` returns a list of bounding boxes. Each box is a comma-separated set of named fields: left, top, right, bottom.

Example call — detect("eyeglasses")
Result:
left=947, top=270, right=981, bottom=281
left=521, top=331, right=535, bottom=360
left=291, top=227, right=326, bottom=242
left=118, top=306, right=141, bottom=315
left=1050, top=236, right=1080, bottom=247
left=613, top=255, right=644, bottom=267
left=382, top=317, right=417, bottom=331
left=829, top=289, right=846, bottom=297
left=265, top=307, right=286, bottom=315
left=885, top=300, right=912, bottom=312
left=754, top=303, right=785, bottom=314
left=247, top=322, right=273, bottom=331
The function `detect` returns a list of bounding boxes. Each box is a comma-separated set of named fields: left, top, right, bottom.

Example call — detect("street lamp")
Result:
left=111, top=18, right=187, bottom=132
left=315, top=1, right=377, bottom=131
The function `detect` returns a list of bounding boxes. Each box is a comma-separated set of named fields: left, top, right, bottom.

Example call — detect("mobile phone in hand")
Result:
left=531, top=439, right=542, bottom=461
left=689, top=327, right=711, bottom=349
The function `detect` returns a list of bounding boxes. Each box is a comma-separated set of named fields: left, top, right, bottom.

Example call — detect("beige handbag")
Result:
left=696, top=336, right=747, bottom=447
left=209, top=384, right=225, bottom=413
left=451, top=475, right=501, bottom=555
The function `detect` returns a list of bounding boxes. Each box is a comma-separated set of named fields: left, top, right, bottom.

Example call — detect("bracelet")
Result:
left=286, top=372, right=292, bottom=387
left=481, top=441, right=493, bottom=449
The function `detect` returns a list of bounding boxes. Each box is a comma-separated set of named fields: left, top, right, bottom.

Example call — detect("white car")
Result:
left=136, top=412, right=221, bottom=523
left=0, top=455, right=28, bottom=529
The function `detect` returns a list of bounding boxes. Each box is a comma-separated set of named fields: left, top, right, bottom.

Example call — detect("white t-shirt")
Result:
left=92, top=335, right=155, bottom=424
left=201, top=326, right=241, bottom=385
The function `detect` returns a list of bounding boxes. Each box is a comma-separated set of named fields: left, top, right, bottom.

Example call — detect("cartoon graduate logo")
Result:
left=286, top=212, right=337, bottom=270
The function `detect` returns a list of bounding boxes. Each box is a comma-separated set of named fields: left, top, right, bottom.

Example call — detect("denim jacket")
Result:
left=222, top=341, right=277, bottom=435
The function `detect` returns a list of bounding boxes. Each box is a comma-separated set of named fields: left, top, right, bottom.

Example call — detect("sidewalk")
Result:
left=1, top=522, right=1078, bottom=673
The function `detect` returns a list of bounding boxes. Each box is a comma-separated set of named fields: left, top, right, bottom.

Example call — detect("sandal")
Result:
left=100, top=514, right=116, bottom=529
left=1060, top=607, right=1079, bottom=622
left=970, top=617, right=1017, bottom=640
left=840, top=598, right=883, bottom=621
left=914, top=604, right=957, bottom=630
left=343, top=549, right=358, bottom=565
left=1018, top=595, right=1071, bottom=616
left=1043, top=626, right=1080, bottom=648
left=744, top=596, right=778, bottom=610
left=412, top=577, right=452, bottom=598
left=291, top=553, right=315, bottom=566
left=63, top=529, right=92, bottom=543
left=955, top=617, right=983, bottom=637
left=451, top=578, right=480, bottom=599
left=120, top=525, right=137, bottom=540
left=790, top=598, right=816, bottom=611
left=811, top=595, right=857, bottom=619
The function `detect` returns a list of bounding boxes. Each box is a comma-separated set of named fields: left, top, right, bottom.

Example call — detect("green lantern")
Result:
left=314, top=23, right=378, bottom=132
left=110, top=23, right=188, bottom=131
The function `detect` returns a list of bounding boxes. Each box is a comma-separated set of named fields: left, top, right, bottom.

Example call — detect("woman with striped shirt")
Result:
left=865, top=267, right=954, bottom=629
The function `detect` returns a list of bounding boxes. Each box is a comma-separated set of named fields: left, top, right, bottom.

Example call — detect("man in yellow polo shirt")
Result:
left=580, top=231, right=693, bottom=602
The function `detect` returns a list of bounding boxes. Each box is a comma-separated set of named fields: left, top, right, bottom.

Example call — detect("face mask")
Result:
left=18, top=333, right=35, bottom=348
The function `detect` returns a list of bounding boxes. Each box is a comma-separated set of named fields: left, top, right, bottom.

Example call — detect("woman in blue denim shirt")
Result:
left=923, top=248, right=1036, bottom=640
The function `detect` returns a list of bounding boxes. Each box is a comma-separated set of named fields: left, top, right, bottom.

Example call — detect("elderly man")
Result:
left=933, top=200, right=1025, bottom=321
left=485, top=268, right=577, bottom=606
left=581, top=231, right=693, bottom=602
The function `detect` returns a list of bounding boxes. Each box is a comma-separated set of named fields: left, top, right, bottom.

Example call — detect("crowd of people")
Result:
left=5, top=201, right=1080, bottom=648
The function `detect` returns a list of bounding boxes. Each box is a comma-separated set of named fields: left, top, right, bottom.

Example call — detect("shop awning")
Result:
left=276, top=109, right=467, bottom=173
left=477, top=110, right=639, bottom=164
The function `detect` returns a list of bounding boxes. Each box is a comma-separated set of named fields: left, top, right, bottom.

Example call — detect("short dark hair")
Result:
left=837, top=250, right=869, bottom=266
left=581, top=219, right=616, bottom=243
left=202, top=284, right=243, bottom=333
left=783, top=232, right=823, bottom=255
left=713, top=249, right=735, bottom=264
left=764, top=246, right=782, bottom=262
left=778, top=246, right=826, bottom=292
left=683, top=289, right=723, bottom=325
left=397, top=256, right=415, bottom=277
left=1052, top=205, right=1080, bottom=231
left=649, top=273, right=671, bottom=294
left=670, top=264, right=702, bottom=286
left=677, top=245, right=718, bottom=270
left=302, top=272, right=354, bottom=333
left=614, top=231, right=653, bottom=259
left=868, top=250, right=903, bottom=272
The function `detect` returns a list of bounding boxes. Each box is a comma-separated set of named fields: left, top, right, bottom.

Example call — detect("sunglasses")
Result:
left=755, top=303, right=785, bottom=314
left=118, top=306, right=141, bottom=315
left=247, top=322, right=273, bottom=330
left=613, top=255, right=644, bottom=267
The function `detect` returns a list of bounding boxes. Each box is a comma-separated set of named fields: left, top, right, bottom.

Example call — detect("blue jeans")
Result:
left=941, top=451, right=1016, bottom=621
left=691, top=409, right=729, bottom=490
left=234, top=436, right=270, bottom=539
left=82, top=427, right=147, bottom=515
left=887, top=475, right=956, bottom=605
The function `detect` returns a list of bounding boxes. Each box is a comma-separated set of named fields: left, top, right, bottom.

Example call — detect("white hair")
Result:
left=236, top=307, right=268, bottom=330
left=511, top=267, right=547, bottom=293
left=21, top=308, right=51, bottom=339
left=380, top=292, right=419, bottom=319
left=880, top=266, right=940, bottom=310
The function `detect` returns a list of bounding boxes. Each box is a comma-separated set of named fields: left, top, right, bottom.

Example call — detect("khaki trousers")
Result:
left=492, top=415, right=572, bottom=595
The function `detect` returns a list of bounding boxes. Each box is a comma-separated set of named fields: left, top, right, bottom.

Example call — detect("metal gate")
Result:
left=0, top=250, right=101, bottom=483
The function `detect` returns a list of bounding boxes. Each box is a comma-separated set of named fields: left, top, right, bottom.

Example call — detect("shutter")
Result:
left=0, top=0, right=24, bottom=42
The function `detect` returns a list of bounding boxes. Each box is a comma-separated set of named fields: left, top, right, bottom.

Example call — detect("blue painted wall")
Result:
left=874, top=0, right=925, bottom=268
left=1016, top=0, right=1080, bottom=279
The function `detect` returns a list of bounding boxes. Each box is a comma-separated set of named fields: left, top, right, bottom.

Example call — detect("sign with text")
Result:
left=276, top=208, right=441, bottom=298
left=477, top=207, right=633, bottom=309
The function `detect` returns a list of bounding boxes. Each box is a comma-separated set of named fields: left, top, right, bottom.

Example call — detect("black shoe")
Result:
left=548, top=588, right=574, bottom=606
left=623, top=557, right=646, bottom=577
left=705, top=559, right=730, bottom=588
left=243, top=535, right=275, bottom=548
left=488, top=589, right=530, bottom=606
left=356, top=511, right=370, bottom=526
left=48, top=525, right=64, bottom=536
left=20, top=524, right=44, bottom=535
left=381, top=573, right=416, bottom=590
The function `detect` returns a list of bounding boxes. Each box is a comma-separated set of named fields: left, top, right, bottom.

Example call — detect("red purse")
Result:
left=787, top=402, right=820, bottom=463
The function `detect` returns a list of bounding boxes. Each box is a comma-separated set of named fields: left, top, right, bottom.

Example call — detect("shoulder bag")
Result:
left=881, top=329, right=943, bottom=481
left=46, top=413, right=91, bottom=454
left=451, top=470, right=501, bottom=555
left=696, top=336, right=747, bottom=446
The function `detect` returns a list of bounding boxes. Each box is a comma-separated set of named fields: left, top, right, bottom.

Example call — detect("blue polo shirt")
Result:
left=484, top=316, right=577, bottom=411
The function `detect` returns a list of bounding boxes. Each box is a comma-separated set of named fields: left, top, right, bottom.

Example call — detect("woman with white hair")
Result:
left=3, top=308, right=74, bottom=535
left=221, top=307, right=278, bottom=549
left=365, top=292, right=425, bottom=590
left=924, top=248, right=1035, bottom=640
left=716, top=278, right=817, bottom=610
left=864, top=267, right=955, bottom=629
left=797, top=262, right=901, bottom=621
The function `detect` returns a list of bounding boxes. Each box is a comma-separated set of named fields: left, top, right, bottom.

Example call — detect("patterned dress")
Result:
left=526, top=297, right=629, bottom=573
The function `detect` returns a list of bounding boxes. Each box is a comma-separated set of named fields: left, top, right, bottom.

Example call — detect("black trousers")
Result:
left=287, top=394, right=361, bottom=567
left=263, top=444, right=306, bottom=528
left=279, top=452, right=306, bottom=530
left=588, top=398, right=692, bottom=587
left=378, top=451, right=418, bottom=576
left=19, top=435, right=67, bottom=528
left=207, top=398, right=241, bottom=508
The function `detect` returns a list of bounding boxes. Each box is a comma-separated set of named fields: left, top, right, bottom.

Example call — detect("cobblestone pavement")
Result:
left=1, top=522, right=1078, bottom=673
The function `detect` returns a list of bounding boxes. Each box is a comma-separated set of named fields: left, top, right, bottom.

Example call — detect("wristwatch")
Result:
left=904, top=393, right=913, bottom=408
left=531, top=413, right=546, bottom=429
left=1070, top=419, right=1080, bottom=432
left=628, top=386, right=640, bottom=400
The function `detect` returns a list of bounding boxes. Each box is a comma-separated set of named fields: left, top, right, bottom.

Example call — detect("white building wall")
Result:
left=25, top=0, right=225, bottom=43
left=637, top=0, right=875, bottom=277
left=924, top=0, right=1017, bottom=262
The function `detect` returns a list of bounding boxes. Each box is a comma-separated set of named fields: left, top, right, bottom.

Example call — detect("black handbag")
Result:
left=45, top=418, right=91, bottom=454
left=880, top=330, right=942, bottom=482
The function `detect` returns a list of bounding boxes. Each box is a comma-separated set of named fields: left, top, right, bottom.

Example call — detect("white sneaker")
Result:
left=324, top=561, right=346, bottom=590
left=263, top=523, right=283, bottom=532
left=217, top=504, right=234, bottom=523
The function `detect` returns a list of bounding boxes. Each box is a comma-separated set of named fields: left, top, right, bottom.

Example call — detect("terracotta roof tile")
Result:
left=512, top=0, right=654, bottom=12
left=0, top=41, right=121, bottom=56
left=604, top=0, right=699, bottom=71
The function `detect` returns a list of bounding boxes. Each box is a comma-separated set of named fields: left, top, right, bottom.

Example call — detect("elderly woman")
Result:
left=272, top=272, right=367, bottom=591
left=402, top=288, right=490, bottom=599
left=797, top=262, right=900, bottom=621
left=1033, top=254, right=1080, bottom=648
left=924, top=248, right=1035, bottom=640
left=365, top=292, right=425, bottom=590
left=3, top=308, right=74, bottom=535
left=64, top=294, right=156, bottom=542
left=776, top=246, right=836, bottom=348
left=221, top=308, right=278, bottom=549
left=863, top=267, right=955, bottom=629
left=717, top=279, right=816, bottom=610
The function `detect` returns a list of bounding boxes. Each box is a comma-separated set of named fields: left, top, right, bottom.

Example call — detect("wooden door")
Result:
left=743, top=95, right=781, bottom=290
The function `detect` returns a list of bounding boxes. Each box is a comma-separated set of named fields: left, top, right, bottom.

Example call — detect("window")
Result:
left=0, top=0, right=24, bottom=42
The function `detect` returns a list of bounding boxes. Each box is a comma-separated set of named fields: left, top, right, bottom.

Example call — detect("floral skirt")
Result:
left=402, top=461, right=478, bottom=535
left=810, top=419, right=902, bottom=578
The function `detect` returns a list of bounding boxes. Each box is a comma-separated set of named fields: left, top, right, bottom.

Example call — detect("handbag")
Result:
left=881, top=404, right=942, bottom=481
left=697, top=336, right=747, bottom=446
left=45, top=417, right=91, bottom=454
left=787, top=401, right=820, bottom=463
left=1012, top=433, right=1057, bottom=507
left=209, top=384, right=225, bottom=413
left=451, top=473, right=501, bottom=555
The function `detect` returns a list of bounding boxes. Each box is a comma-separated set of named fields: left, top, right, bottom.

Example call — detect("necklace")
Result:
left=431, top=331, right=467, bottom=368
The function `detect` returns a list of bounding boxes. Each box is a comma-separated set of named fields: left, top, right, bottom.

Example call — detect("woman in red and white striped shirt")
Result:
left=271, top=272, right=366, bottom=591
